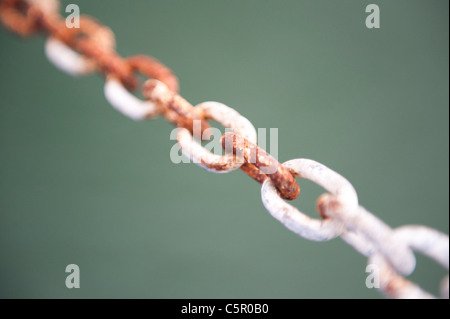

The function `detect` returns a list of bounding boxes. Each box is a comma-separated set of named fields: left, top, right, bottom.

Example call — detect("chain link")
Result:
left=1, top=0, right=448, bottom=299
left=177, top=101, right=257, bottom=173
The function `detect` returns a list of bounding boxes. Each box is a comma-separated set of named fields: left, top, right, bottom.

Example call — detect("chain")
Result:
left=1, top=0, right=448, bottom=299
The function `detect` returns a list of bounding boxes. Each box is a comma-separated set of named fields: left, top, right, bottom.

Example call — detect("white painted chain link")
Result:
left=46, top=37, right=96, bottom=76
left=104, top=77, right=161, bottom=120
left=177, top=101, right=257, bottom=173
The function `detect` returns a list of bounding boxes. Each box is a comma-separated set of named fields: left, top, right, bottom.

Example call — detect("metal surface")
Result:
left=1, top=0, right=448, bottom=299
left=222, top=132, right=300, bottom=200
left=177, top=101, right=257, bottom=173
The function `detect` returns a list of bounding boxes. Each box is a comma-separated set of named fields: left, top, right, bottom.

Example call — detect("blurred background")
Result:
left=0, top=0, right=448, bottom=298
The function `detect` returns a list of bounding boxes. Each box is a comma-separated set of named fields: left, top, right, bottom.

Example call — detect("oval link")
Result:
left=318, top=193, right=416, bottom=276
left=222, top=132, right=300, bottom=200
left=45, top=37, right=96, bottom=76
left=143, top=79, right=211, bottom=137
left=104, top=57, right=179, bottom=120
left=104, top=77, right=161, bottom=120
left=0, top=0, right=58, bottom=36
left=368, top=225, right=449, bottom=299
left=177, top=101, right=257, bottom=173
left=261, top=158, right=356, bottom=241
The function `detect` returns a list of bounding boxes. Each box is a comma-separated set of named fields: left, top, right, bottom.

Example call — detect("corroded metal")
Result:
left=222, top=132, right=300, bottom=201
left=0, top=0, right=45, bottom=36
left=177, top=101, right=257, bottom=173
left=261, top=158, right=354, bottom=241
left=127, top=55, right=178, bottom=93
left=143, top=79, right=210, bottom=138
left=71, top=16, right=137, bottom=89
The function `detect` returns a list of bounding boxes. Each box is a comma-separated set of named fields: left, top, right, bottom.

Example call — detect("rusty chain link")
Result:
left=1, top=0, right=448, bottom=299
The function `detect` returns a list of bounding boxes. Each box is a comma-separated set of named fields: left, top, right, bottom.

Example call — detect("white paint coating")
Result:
left=45, top=37, right=95, bottom=76
left=369, top=226, right=448, bottom=299
left=104, top=78, right=160, bottom=120
left=261, top=159, right=354, bottom=242
left=177, top=101, right=257, bottom=173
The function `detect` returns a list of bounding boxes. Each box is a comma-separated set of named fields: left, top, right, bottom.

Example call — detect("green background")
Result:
left=0, top=0, right=448, bottom=298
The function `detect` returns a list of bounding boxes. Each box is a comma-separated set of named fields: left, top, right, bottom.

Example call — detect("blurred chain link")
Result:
left=1, top=0, right=448, bottom=299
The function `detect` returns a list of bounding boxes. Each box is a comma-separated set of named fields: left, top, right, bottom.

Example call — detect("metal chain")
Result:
left=1, top=0, right=448, bottom=299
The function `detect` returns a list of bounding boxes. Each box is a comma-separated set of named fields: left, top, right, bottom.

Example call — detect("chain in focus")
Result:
left=1, top=0, right=448, bottom=299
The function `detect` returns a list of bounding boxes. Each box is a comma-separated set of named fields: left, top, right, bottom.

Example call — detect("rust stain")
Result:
left=200, top=159, right=235, bottom=172
left=0, top=1, right=176, bottom=92
left=221, top=132, right=300, bottom=201
left=143, top=79, right=210, bottom=138
left=127, top=55, right=178, bottom=93
left=0, top=0, right=41, bottom=36
left=316, top=193, right=341, bottom=219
